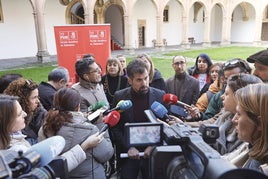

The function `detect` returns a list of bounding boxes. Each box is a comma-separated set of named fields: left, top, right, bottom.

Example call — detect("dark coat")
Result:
left=38, top=81, right=57, bottom=111
left=165, top=74, right=199, bottom=105
left=150, top=69, right=167, bottom=92
left=111, top=87, right=166, bottom=154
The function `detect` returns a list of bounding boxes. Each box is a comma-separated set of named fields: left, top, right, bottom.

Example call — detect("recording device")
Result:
left=150, top=101, right=173, bottom=121
left=87, top=107, right=108, bottom=123
left=124, top=122, right=163, bottom=148
left=163, top=94, right=190, bottom=119
left=0, top=136, right=68, bottom=179
left=144, top=109, right=219, bottom=144
left=120, top=122, right=163, bottom=158
left=99, top=110, right=120, bottom=134
left=144, top=109, right=229, bottom=179
left=103, top=100, right=132, bottom=116
left=149, top=123, right=235, bottom=179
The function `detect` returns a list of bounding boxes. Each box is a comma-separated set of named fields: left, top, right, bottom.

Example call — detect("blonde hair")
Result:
left=235, top=83, right=268, bottom=163
left=105, top=58, right=124, bottom=76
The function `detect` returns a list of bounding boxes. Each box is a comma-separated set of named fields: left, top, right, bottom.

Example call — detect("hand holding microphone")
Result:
left=80, top=132, right=105, bottom=150
left=163, top=94, right=200, bottom=119
left=163, top=94, right=191, bottom=108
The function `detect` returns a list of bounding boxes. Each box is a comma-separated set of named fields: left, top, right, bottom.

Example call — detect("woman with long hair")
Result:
left=4, top=78, right=46, bottom=145
left=39, top=88, right=114, bottom=178
left=233, top=83, right=268, bottom=173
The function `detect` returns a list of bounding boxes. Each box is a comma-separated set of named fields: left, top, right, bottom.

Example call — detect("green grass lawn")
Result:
left=0, top=46, right=265, bottom=83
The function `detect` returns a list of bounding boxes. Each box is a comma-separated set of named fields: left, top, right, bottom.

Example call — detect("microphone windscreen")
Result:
left=163, top=94, right=178, bottom=105
left=28, top=136, right=65, bottom=167
left=89, top=101, right=106, bottom=112
left=118, top=100, right=132, bottom=111
left=150, top=101, right=168, bottom=118
left=104, top=111, right=120, bottom=127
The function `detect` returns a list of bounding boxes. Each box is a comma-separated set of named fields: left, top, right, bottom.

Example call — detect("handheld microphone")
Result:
left=103, top=100, right=132, bottom=116
left=99, top=111, right=120, bottom=134
left=151, top=101, right=173, bottom=121
left=163, top=94, right=191, bottom=108
left=27, top=136, right=65, bottom=167
left=87, top=101, right=106, bottom=112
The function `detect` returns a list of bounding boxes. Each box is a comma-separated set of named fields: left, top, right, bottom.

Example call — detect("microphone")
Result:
left=99, top=111, right=120, bottom=134
left=27, top=136, right=65, bottom=167
left=4, top=136, right=65, bottom=177
left=103, top=100, right=132, bottom=115
left=87, top=101, right=106, bottom=112
left=163, top=94, right=191, bottom=108
left=150, top=101, right=173, bottom=121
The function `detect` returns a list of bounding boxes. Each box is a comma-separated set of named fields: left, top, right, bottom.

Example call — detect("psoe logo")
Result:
left=59, top=31, right=78, bottom=41
left=89, top=30, right=106, bottom=39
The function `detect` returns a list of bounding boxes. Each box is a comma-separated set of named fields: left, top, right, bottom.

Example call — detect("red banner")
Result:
left=54, top=24, right=111, bottom=84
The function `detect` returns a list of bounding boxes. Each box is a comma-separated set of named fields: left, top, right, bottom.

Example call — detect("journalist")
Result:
left=232, top=83, right=268, bottom=175
left=0, top=94, right=104, bottom=173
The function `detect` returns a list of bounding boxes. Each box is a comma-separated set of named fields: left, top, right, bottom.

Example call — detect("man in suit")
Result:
left=165, top=55, right=200, bottom=119
left=111, top=59, right=166, bottom=179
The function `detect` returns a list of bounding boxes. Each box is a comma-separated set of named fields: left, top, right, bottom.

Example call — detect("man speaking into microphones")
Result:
left=111, top=59, right=167, bottom=179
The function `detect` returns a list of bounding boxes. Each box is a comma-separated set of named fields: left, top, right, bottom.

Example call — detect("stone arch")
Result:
left=104, top=1, right=126, bottom=17
left=65, top=0, right=86, bottom=24
left=211, top=3, right=224, bottom=43
left=104, top=2, right=125, bottom=47
left=190, top=1, right=208, bottom=23
left=231, top=1, right=256, bottom=42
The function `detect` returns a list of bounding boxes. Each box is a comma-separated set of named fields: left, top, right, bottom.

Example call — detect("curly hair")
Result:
left=4, top=78, right=39, bottom=122
left=42, top=88, right=81, bottom=137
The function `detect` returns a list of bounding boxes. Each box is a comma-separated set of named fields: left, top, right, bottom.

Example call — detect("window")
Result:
left=163, top=6, right=169, bottom=22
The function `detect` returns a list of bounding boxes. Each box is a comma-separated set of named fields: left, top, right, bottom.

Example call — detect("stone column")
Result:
left=181, top=13, right=191, bottom=49
left=202, top=10, right=211, bottom=47
left=220, top=12, right=231, bottom=45
left=29, top=0, right=50, bottom=63
left=155, top=15, right=164, bottom=48
left=123, top=14, right=134, bottom=51
left=253, top=10, right=263, bottom=45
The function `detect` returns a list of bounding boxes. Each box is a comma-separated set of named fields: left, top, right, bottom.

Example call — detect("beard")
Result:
left=137, top=86, right=149, bottom=94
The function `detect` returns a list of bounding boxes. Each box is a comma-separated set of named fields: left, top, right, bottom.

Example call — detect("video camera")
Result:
left=139, top=109, right=267, bottom=179
left=0, top=149, right=68, bottom=179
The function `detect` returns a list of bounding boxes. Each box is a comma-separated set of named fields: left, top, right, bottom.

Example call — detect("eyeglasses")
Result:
left=223, top=58, right=245, bottom=71
left=173, top=61, right=186, bottom=66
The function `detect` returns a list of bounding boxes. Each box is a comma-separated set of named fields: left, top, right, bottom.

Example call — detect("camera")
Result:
left=140, top=109, right=268, bottom=179
left=0, top=150, right=68, bottom=179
